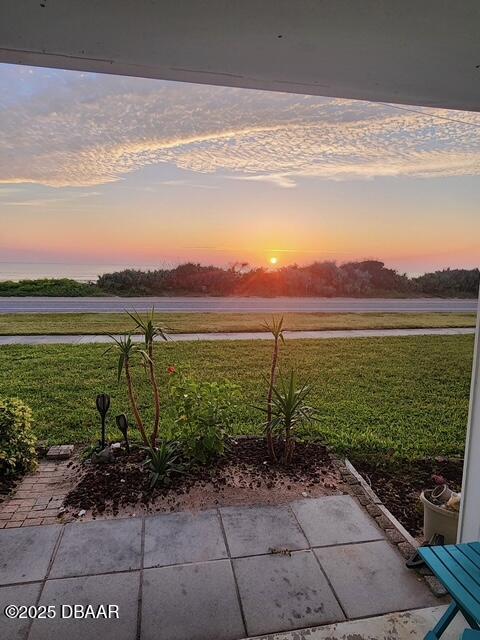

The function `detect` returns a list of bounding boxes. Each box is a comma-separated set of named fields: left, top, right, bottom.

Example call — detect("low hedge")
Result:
left=0, top=397, right=37, bottom=476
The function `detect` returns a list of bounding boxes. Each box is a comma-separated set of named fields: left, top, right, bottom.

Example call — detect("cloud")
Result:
left=158, top=179, right=219, bottom=190
left=228, top=174, right=297, bottom=188
left=2, top=191, right=100, bottom=206
left=0, top=187, right=22, bottom=196
left=1, top=67, right=480, bottom=188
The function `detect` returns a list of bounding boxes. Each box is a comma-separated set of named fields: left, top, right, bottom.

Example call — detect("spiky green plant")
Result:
left=127, top=308, right=168, bottom=448
left=262, top=315, right=285, bottom=461
left=268, top=371, right=316, bottom=464
left=143, top=441, right=185, bottom=489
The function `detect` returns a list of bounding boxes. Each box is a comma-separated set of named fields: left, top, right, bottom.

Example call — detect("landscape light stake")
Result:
left=96, top=393, right=111, bottom=449
left=116, top=413, right=130, bottom=453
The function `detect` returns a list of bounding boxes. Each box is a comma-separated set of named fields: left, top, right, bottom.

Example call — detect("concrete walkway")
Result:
left=256, top=606, right=466, bottom=640
left=0, top=326, right=474, bottom=345
left=0, top=495, right=441, bottom=640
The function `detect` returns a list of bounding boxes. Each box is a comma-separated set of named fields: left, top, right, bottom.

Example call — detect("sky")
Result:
left=0, top=63, right=479, bottom=276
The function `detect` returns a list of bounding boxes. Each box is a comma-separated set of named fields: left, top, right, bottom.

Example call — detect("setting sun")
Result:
left=269, top=257, right=278, bottom=265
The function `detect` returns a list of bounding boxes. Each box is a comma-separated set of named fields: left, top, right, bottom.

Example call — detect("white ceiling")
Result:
left=1, top=0, right=480, bottom=111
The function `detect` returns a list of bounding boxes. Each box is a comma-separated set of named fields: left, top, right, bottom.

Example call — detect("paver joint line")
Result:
left=217, top=507, right=249, bottom=638
left=136, top=516, right=146, bottom=640
left=288, top=501, right=348, bottom=621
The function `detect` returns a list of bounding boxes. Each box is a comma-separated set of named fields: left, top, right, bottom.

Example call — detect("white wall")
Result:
left=458, top=294, right=480, bottom=542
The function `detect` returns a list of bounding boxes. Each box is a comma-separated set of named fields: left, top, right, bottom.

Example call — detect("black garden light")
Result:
left=116, top=413, right=130, bottom=453
left=96, top=393, right=111, bottom=449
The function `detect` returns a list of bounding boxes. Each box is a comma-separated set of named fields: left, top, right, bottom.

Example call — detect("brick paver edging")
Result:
left=0, top=459, right=73, bottom=528
left=334, top=458, right=447, bottom=598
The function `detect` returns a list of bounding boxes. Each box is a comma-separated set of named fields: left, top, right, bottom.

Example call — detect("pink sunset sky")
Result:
left=1, top=63, right=479, bottom=275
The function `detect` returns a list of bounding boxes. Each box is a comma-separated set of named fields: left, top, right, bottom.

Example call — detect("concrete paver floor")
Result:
left=0, top=495, right=442, bottom=640
left=252, top=605, right=467, bottom=640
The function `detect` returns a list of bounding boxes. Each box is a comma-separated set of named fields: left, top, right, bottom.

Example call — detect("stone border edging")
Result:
left=331, top=457, right=447, bottom=598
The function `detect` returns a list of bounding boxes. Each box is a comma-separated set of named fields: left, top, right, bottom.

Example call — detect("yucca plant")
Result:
left=267, top=371, right=317, bottom=464
left=105, top=333, right=150, bottom=447
left=143, top=441, right=185, bottom=489
left=127, top=308, right=168, bottom=448
left=262, top=316, right=285, bottom=461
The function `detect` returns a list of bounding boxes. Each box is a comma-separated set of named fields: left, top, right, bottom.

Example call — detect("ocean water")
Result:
left=0, top=263, right=163, bottom=283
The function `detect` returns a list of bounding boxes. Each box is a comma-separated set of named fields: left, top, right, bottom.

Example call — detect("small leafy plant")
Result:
left=168, top=373, right=240, bottom=464
left=143, top=441, right=184, bottom=489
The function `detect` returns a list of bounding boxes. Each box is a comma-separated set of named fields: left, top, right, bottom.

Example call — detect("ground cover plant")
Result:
left=0, top=335, right=473, bottom=461
left=0, top=311, right=475, bottom=335
left=0, top=278, right=101, bottom=296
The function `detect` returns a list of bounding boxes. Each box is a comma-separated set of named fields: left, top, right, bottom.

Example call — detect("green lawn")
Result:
left=0, top=335, right=473, bottom=461
left=0, top=311, right=476, bottom=335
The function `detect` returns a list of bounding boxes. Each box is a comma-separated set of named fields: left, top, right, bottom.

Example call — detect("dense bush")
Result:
left=0, top=397, right=37, bottom=476
left=414, top=268, right=480, bottom=297
left=97, top=263, right=238, bottom=296
left=2, top=262, right=478, bottom=298
left=97, top=261, right=478, bottom=298
left=168, top=373, right=240, bottom=464
left=0, top=278, right=101, bottom=297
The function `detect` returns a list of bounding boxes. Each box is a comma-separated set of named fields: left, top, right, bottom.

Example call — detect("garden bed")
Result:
left=352, top=456, right=464, bottom=537
left=63, top=437, right=341, bottom=519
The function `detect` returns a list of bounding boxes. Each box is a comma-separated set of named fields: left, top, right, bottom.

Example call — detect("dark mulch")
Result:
left=0, top=475, right=18, bottom=504
left=64, top=437, right=336, bottom=516
left=352, top=456, right=463, bottom=537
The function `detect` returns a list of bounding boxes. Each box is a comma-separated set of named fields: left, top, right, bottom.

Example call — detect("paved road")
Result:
left=0, top=327, right=474, bottom=345
left=0, top=296, right=477, bottom=314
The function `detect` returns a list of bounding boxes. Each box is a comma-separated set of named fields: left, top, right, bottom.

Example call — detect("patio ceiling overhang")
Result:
left=1, top=0, right=480, bottom=111
left=1, top=0, right=480, bottom=541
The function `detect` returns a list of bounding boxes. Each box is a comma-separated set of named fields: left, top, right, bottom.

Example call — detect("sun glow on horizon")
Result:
left=269, top=256, right=278, bottom=265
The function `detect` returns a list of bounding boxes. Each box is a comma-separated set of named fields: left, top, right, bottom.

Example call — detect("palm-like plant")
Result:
left=105, top=333, right=150, bottom=447
left=127, top=308, right=168, bottom=448
left=143, top=441, right=184, bottom=489
left=268, top=371, right=316, bottom=464
left=262, top=316, right=285, bottom=461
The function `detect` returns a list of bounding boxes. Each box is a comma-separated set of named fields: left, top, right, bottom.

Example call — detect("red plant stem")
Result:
left=148, top=342, right=161, bottom=448
left=125, top=360, right=149, bottom=447
left=266, top=336, right=279, bottom=461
